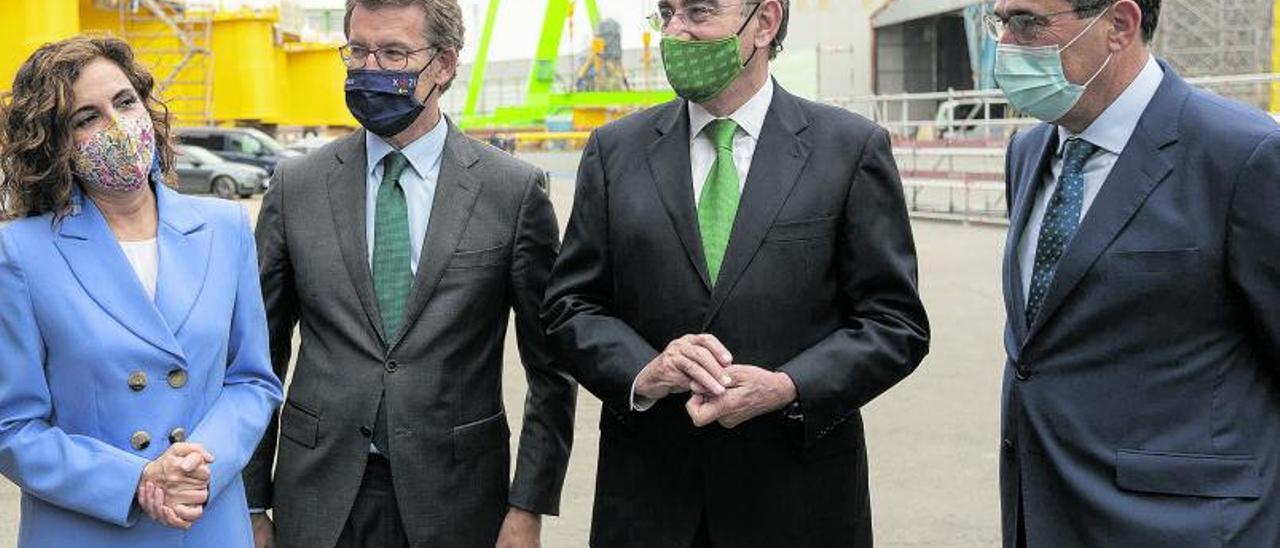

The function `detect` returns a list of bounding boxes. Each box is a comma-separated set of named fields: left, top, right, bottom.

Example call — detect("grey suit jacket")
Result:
left=245, top=120, right=576, bottom=548
left=1001, top=62, right=1280, bottom=547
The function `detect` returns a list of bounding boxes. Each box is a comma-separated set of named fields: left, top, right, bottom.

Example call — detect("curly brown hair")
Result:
left=0, top=36, right=177, bottom=221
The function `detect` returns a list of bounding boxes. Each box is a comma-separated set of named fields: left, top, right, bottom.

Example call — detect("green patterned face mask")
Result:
left=660, top=3, right=763, bottom=104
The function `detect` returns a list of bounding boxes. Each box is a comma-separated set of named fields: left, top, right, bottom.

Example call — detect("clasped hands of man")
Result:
left=635, top=334, right=797, bottom=427
left=135, top=442, right=216, bottom=529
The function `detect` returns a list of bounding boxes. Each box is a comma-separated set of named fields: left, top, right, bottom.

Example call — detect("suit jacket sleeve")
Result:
left=0, top=229, right=151, bottom=527
left=507, top=169, right=577, bottom=515
left=243, top=163, right=302, bottom=510
left=542, top=132, right=663, bottom=411
left=778, top=126, right=931, bottom=447
left=188, top=207, right=285, bottom=501
left=1226, top=130, right=1280, bottom=363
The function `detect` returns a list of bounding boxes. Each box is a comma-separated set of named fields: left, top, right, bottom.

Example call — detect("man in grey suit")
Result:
left=542, top=1, right=930, bottom=546
left=245, top=1, right=575, bottom=547
left=993, top=1, right=1280, bottom=545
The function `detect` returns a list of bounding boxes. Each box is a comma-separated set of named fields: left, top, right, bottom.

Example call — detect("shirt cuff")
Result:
left=629, top=375, right=656, bottom=412
left=249, top=508, right=267, bottom=514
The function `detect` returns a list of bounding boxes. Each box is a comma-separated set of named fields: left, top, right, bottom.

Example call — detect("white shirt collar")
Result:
left=1058, top=55, right=1164, bottom=156
left=688, top=78, right=775, bottom=143
left=365, top=115, right=449, bottom=179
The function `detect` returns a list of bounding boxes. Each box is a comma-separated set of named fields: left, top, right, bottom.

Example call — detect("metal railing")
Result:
left=828, top=72, right=1280, bottom=224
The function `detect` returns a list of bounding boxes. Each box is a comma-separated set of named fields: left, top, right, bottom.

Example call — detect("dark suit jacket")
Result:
left=542, top=82, right=930, bottom=548
left=1000, top=62, right=1280, bottom=547
left=244, top=121, right=576, bottom=548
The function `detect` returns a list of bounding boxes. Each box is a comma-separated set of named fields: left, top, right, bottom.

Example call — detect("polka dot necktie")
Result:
left=1026, top=138, right=1098, bottom=325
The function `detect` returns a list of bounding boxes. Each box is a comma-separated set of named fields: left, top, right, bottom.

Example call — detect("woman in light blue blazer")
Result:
left=0, top=37, right=283, bottom=547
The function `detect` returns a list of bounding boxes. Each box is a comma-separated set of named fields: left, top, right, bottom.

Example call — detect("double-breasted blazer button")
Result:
left=168, top=427, right=187, bottom=444
left=385, top=360, right=399, bottom=373
left=127, top=371, right=147, bottom=392
left=167, top=369, right=188, bottom=389
left=131, top=431, right=151, bottom=451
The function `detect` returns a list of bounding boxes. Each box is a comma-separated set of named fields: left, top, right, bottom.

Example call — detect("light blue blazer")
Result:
left=0, top=184, right=283, bottom=547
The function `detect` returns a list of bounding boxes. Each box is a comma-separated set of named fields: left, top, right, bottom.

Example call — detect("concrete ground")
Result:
left=0, top=151, right=1006, bottom=547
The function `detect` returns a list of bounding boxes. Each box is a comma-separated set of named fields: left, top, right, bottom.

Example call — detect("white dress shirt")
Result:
left=688, top=78, right=775, bottom=204
left=119, top=238, right=159, bottom=301
left=364, top=116, right=448, bottom=275
left=1018, top=55, right=1164, bottom=301
left=629, top=78, right=777, bottom=412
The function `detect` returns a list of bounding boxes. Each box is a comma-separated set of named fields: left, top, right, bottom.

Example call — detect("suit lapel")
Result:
left=1023, top=69, right=1187, bottom=344
left=328, top=130, right=389, bottom=346
left=153, top=185, right=211, bottom=335
left=647, top=100, right=713, bottom=291
left=702, top=85, right=812, bottom=328
left=53, top=191, right=184, bottom=359
left=1003, top=125, right=1057, bottom=344
left=393, top=120, right=481, bottom=349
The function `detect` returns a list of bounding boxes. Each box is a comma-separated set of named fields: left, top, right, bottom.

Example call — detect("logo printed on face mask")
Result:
left=345, top=51, right=440, bottom=137
left=71, top=115, right=156, bottom=194
left=993, top=5, right=1114, bottom=122
left=660, top=2, right=764, bottom=104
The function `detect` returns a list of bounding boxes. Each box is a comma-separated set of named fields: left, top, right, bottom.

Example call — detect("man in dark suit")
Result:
left=244, top=1, right=576, bottom=547
left=542, top=1, right=930, bottom=546
left=993, top=1, right=1280, bottom=545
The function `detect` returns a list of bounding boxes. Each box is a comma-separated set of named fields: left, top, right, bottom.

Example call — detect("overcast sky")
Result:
left=227, top=0, right=656, bottom=62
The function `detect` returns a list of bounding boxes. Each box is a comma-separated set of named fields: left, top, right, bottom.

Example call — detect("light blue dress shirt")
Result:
left=1019, top=55, right=1164, bottom=301
left=364, top=117, right=448, bottom=275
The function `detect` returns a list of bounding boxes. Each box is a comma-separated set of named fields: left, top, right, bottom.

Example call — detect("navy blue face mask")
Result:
left=345, top=51, right=439, bottom=138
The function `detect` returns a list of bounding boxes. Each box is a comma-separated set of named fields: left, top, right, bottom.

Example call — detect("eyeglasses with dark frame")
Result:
left=338, top=44, right=435, bottom=71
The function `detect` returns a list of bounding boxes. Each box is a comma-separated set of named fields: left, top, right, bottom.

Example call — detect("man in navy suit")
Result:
left=991, top=0, right=1280, bottom=546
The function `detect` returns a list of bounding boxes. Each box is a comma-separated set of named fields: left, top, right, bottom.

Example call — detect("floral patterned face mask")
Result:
left=71, top=114, right=156, bottom=193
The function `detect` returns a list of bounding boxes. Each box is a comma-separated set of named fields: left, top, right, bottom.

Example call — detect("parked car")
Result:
left=174, top=145, right=268, bottom=199
left=176, top=126, right=300, bottom=174
left=286, top=134, right=339, bottom=156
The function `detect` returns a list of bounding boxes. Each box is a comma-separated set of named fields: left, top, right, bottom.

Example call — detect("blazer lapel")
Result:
left=702, top=84, right=812, bottom=329
left=53, top=191, right=184, bottom=359
left=328, top=130, right=389, bottom=346
left=153, top=185, right=211, bottom=335
left=393, top=120, right=481, bottom=349
left=647, top=100, right=713, bottom=291
left=1003, top=125, right=1057, bottom=345
left=1023, top=70, right=1187, bottom=344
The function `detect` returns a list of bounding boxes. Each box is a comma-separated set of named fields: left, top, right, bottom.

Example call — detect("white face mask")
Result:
left=993, top=6, right=1114, bottom=122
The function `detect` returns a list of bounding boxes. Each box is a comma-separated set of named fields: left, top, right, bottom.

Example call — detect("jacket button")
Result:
left=127, top=371, right=148, bottom=392
left=1015, top=367, right=1031, bottom=381
left=168, top=369, right=188, bottom=389
left=131, top=431, right=152, bottom=451
left=168, top=427, right=187, bottom=444
left=359, top=426, right=372, bottom=438
left=1002, top=438, right=1015, bottom=454
left=385, top=360, right=398, bottom=373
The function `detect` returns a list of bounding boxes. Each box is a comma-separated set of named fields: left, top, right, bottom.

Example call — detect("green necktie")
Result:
left=372, top=151, right=413, bottom=338
left=698, top=118, right=741, bottom=284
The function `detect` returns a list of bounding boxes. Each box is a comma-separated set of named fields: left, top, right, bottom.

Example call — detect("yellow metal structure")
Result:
left=0, top=0, right=81, bottom=92
left=3, top=1, right=352, bottom=129
left=210, top=10, right=280, bottom=122
left=1273, top=0, right=1280, bottom=112
left=282, top=43, right=358, bottom=127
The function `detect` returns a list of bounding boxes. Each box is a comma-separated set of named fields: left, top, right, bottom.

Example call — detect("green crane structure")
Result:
left=459, top=0, right=674, bottom=131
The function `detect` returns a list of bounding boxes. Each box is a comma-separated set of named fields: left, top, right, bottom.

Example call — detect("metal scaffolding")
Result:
left=1154, top=0, right=1275, bottom=107
left=119, top=0, right=215, bottom=126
